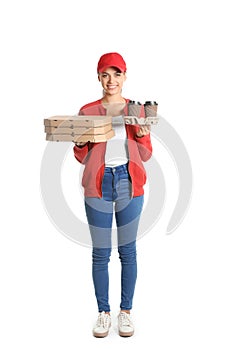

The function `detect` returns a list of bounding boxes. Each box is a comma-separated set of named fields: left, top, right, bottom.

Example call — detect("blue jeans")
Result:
left=85, top=163, right=144, bottom=312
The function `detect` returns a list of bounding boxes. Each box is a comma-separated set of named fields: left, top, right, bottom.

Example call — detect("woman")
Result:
left=73, top=52, right=152, bottom=337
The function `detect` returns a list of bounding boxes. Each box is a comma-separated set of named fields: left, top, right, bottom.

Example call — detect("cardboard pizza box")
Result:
left=44, top=123, right=112, bottom=135
left=46, top=129, right=115, bottom=142
left=44, top=115, right=112, bottom=128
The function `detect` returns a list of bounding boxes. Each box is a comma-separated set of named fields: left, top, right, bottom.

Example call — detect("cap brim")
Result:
left=98, top=65, right=125, bottom=73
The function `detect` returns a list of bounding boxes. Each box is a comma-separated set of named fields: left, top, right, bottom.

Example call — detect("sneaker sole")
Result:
left=93, top=330, right=109, bottom=338
left=119, top=330, right=134, bottom=337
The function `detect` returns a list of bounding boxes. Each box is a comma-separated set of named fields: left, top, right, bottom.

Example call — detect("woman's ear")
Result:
left=124, top=73, right=127, bottom=82
left=98, top=74, right=100, bottom=82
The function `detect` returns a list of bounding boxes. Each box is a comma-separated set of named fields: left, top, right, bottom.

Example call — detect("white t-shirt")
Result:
left=105, top=115, right=129, bottom=167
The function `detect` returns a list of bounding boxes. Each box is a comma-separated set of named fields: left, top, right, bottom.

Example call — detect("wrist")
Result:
left=74, top=141, right=87, bottom=147
left=136, top=133, right=144, bottom=138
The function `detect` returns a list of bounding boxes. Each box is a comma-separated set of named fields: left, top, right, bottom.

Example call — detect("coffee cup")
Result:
left=144, top=101, right=158, bottom=117
left=128, top=100, right=143, bottom=117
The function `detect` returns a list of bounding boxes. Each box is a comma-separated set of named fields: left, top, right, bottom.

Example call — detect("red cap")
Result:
left=97, top=52, right=127, bottom=73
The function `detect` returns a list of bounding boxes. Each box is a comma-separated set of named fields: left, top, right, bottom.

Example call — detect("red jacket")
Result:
left=73, top=98, right=153, bottom=198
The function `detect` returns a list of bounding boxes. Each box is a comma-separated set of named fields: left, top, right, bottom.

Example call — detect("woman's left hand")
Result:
left=136, top=125, right=151, bottom=138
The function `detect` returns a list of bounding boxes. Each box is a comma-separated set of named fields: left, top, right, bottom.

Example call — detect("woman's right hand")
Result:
left=73, top=141, right=87, bottom=147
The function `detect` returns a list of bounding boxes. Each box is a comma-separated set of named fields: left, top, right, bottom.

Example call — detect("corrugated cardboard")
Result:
left=44, top=123, right=112, bottom=135
left=46, top=129, right=115, bottom=142
left=44, top=115, right=112, bottom=127
left=124, top=116, right=159, bottom=125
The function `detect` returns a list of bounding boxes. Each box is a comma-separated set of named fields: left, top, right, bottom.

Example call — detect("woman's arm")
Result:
left=73, top=142, right=89, bottom=164
left=135, top=127, right=153, bottom=162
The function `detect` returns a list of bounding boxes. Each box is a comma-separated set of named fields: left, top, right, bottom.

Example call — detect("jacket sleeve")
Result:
left=73, top=143, right=89, bottom=164
left=73, top=108, right=89, bottom=164
left=135, top=132, right=153, bottom=162
left=136, top=106, right=153, bottom=161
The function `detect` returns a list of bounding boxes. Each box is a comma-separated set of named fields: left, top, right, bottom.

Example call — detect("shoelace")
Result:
left=97, top=312, right=110, bottom=329
left=119, top=312, right=132, bottom=327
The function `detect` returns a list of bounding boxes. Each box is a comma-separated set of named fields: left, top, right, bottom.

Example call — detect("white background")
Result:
left=1, top=0, right=233, bottom=349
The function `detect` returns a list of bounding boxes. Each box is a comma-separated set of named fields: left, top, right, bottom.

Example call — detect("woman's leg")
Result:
left=115, top=177, right=144, bottom=310
left=85, top=197, right=113, bottom=312
left=118, top=241, right=137, bottom=311
left=91, top=247, right=112, bottom=312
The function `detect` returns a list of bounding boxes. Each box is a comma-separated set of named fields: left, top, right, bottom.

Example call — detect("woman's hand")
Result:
left=136, top=125, right=151, bottom=138
left=73, top=141, right=87, bottom=147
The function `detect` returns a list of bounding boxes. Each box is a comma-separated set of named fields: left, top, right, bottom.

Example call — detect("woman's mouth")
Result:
left=107, top=85, right=117, bottom=90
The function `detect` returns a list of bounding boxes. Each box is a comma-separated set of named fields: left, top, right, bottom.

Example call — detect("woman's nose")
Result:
left=108, top=74, right=114, bottom=83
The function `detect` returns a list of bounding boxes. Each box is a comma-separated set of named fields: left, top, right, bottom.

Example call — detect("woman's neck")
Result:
left=101, top=94, right=125, bottom=104
left=101, top=94, right=126, bottom=116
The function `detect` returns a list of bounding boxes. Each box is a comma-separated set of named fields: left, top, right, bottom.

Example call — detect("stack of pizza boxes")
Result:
left=44, top=115, right=115, bottom=142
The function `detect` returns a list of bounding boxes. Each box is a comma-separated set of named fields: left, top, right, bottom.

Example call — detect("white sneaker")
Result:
left=93, top=311, right=111, bottom=338
left=118, top=312, right=134, bottom=337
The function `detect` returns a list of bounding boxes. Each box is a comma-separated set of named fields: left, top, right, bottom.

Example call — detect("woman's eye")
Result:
left=102, top=74, right=108, bottom=78
left=115, top=72, right=122, bottom=77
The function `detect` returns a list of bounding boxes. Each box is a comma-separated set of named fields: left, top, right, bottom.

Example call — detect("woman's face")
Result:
left=98, top=67, right=126, bottom=96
